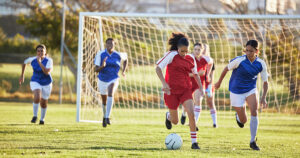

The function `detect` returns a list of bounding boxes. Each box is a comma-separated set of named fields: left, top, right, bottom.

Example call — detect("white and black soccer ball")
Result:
left=165, top=133, right=183, bottom=150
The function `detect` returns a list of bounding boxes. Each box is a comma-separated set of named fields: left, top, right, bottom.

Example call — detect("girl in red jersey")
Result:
left=156, top=32, right=204, bottom=149
left=181, top=43, right=218, bottom=128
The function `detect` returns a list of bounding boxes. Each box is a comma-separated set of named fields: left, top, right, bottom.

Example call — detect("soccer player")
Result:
left=19, top=44, right=53, bottom=125
left=215, top=40, right=268, bottom=150
left=181, top=43, right=218, bottom=128
left=94, top=38, right=128, bottom=128
left=156, top=32, right=204, bottom=149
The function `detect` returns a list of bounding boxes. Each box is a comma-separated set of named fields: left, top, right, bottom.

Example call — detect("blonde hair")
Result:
left=203, top=44, right=210, bottom=57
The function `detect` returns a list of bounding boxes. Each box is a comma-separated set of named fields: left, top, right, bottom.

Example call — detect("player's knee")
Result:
left=172, top=119, right=179, bottom=125
left=251, top=110, right=258, bottom=116
left=240, top=117, right=247, bottom=124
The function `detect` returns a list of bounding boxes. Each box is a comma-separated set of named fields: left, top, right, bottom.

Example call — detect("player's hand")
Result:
left=19, top=76, right=24, bottom=85
left=198, top=70, right=205, bottom=76
left=122, top=72, right=126, bottom=77
left=101, top=57, right=108, bottom=67
left=37, top=56, right=42, bottom=63
left=162, top=83, right=171, bottom=95
left=206, top=84, right=212, bottom=97
left=260, top=97, right=268, bottom=109
left=214, top=81, right=221, bottom=90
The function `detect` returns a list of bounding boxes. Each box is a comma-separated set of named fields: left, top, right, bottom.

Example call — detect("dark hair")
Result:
left=194, top=42, right=202, bottom=47
left=168, top=32, right=189, bottom=51
left=36, top=44, right=46, bottom=51
left=106, top=38, right=114, bottom=43
left=246, top=40, right=259, bottom=50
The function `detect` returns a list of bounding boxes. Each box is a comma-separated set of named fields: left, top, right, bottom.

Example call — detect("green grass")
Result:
left=1, top=101, right=300, bottom=157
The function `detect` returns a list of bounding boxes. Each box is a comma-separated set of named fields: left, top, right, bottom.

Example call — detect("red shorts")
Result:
left=164, top=90, right=193, bottom=110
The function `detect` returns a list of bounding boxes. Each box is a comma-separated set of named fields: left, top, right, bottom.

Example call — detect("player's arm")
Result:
left=260, top=60, right=269, bottom=108
left=214, top=67, right=228, bottom=90
left=156, top=66, right=170, bottom=95
left=95, top=56, right=107, bottom=73
left=120, top=53, right=128, bottom=76
left=37, top=57, right=52, bottom=75
left=19, top=63, right=26, bottom=85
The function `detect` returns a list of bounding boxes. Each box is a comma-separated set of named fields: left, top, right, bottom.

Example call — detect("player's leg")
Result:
left=98, top=79, right=108, bottom=127
left=105, top=79, right=119, bottom=125
left=206, top=94, right=217, bottom=128
left=164, top=93, right=180, bottom=130
left=183, top=99, right=200, bottom=149
left=230, top=92, right=247, bottom=128
left=246, top=91, right=260, bottom=150
left=193, top=89, right=203, bottom=124
left=180, top=105, right=186, bottom=125
left=30, top=82, right=41, bottom=123
left=39, top=83, right=52, bottom=125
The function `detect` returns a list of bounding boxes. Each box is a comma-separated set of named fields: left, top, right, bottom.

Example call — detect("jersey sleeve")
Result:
left=188, top=54, right=198, bottom=74
left=119, top=52, right=127, bottom=61
left=94, top=52, right=101, bottom=66
left=156, top=51, right=176, bottom=70
left=24, top=56, right=36, bottom=64
left=227, top=56, right=245, bottom=70
left=46, top=58, right=53, bottom=69
left=259, top=59, right=268, bottom=82
left=204, top=56, right=213, bottom=64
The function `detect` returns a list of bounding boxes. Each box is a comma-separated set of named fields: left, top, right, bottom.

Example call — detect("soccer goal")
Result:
left=77, top=12, right=300, bottom=122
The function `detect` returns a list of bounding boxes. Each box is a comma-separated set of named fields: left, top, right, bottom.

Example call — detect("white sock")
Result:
left=182, top=106, right=186, bottom=117
left=190, top=131, right=197, bottom=143
left=102, top=104, right=106, bottom=118
left=250, top=116, right=258, bottom=143
left=33, top=103, right=39, bottom=117
left=40, top=107, right=47, bottom=121
left=105, top=97, right=114, bottom=118
left=194, top=105, right=201, bottom=123
left=167, top=112, right=170, bottom=120
left=236, top=113, right=241, bottom=123
left=210, top=108, right=217, bottom=125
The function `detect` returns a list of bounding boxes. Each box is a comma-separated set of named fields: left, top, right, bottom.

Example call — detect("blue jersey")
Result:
left=24, top=56, right=53, bottom=86
left=228, top=55, right=268, bottom=94
left=94, top=49, right=127, bottom=82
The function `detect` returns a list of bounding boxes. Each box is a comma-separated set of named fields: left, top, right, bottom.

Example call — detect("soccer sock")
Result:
left=102, top=104, right=106, bottom=118
left=194, top=105, right=201, bottom=123
left=190, top=132, right=197, bottom=143
left=182, top=106, right=186, bottom=117
left=210, top=108, right=217, bottom=125
left=105, top=97, right=114, bottom=118
left=40, top=107, right=47, bottom=121
left=167, top=112, right=170, bottom=120
left=250, top=116, right=259, bottom=143
left=236, top=113, right=241, bottom=123
left=33, top=103, right=39, bottom=117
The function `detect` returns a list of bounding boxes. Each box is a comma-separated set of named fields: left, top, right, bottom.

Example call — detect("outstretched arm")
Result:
left=214, top=67, right=229, bottom=90
left=155, top=66, right=170, bottom=95
left=19, top=64, right=26, bottom=85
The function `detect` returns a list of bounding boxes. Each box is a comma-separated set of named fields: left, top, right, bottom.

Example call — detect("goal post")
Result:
left=77, top=12, right=300, bottom=122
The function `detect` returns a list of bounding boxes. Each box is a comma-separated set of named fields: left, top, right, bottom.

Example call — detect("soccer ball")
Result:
left=165, top=133, right=183, bottom=150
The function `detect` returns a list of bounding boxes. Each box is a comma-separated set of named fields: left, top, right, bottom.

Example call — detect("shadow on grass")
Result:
left=89, top=146, right=163, bottom=151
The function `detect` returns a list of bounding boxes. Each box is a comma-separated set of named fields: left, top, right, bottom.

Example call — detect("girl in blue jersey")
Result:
left=19, top=44, right=53, bottom=125
left=215, top=40, right=268, bottom=150
left=94, top=38, right=128, bottom=128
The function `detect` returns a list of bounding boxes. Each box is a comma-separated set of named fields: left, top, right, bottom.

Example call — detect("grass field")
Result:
left=0, top=101, right=300, bottom=157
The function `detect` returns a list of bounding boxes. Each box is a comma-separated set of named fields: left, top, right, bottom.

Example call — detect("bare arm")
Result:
left=260, top=81, right=269, bottom=108
left=121, top=59, right=128, bottom=76
left=214, top=67, right=229, bottom=90
left=37, top=57, right=51, bottom=75
left=155, top=66, right=170, bottom=95
left=193, top=73, right=205, bottom=96
left=19, top=64, right=26, bottom=85
left=95, top=56, right=107, bottom=72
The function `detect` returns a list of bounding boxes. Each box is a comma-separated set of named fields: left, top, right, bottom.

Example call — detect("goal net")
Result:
left=77, top=13, right=300, bottom=122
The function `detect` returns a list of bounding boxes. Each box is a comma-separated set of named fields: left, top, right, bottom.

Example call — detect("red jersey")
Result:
left=157, top=51, right=197, bottom=94
left=186, top=54, right=213, bottom=91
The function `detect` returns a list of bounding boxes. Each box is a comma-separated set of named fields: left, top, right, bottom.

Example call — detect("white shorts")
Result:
left=30, top=82, right=52, bottom=100
left=230, top=88, right=257, bottom=107
left=98, top=78, right=119, bottom=95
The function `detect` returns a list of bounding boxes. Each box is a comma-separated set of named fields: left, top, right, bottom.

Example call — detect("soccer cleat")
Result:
left=39, top=120, right=44, bottom=125
left=213, top=124, right=218, bottom=128
left=31, top=116, right=37, bottom=123
left=180, top=114, right=186, bottom=125
left=191, top=142, right=200, bottom=149
left=165, top=112, right=172, bottom=130
left=250, top=141, right=260, bottom=150
left=235, top=113, right=244, bottom=128
left=196, top=126, right=199, bottom=131
left=102, top=118, right=107, bottom=127
left=106, top=118, right=111, bottom=125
